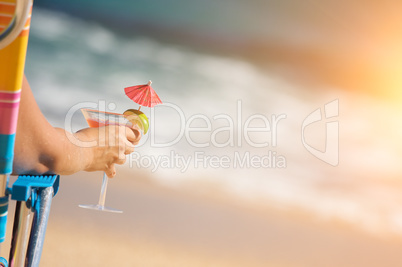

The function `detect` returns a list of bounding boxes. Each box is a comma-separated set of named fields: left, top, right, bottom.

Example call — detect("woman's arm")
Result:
left=13, top=76, right=140, bottom=177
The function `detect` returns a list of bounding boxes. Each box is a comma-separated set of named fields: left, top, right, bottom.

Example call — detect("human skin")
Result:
left=12, top=76, right=141, bottom=178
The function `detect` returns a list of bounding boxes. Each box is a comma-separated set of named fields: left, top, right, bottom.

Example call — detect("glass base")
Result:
left=79, top=204, right=123, bottom=213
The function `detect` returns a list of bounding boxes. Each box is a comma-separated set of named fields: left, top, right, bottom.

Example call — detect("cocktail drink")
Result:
left=79, top=108, right=148, bottom=213
left=79, top=80, right=159, bottom=213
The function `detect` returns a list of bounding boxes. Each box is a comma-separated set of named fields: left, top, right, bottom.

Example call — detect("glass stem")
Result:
left=98, top=172, right=108, bottom=207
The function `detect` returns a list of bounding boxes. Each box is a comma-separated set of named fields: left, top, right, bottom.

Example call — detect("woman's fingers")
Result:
left=117, top=146, right=127, bottom=163
left=124, top=126, right=141, bottom=145
left=84, top=125, right=141, bottom=176
left=105, top=164, right=116, bottom=178
left=124, top=140, right=135, bottom=154
left=116, top=157, right=126, bottom=165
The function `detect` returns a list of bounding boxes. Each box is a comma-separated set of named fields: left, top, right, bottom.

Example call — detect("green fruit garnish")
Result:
left=123, top=109, right=149, bottom=134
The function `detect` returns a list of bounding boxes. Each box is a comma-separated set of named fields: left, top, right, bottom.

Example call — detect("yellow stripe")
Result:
left=0, top=0, right=30, bottom=92
left=0, top=0, right=16, bottom=4
left=0, top=35, right=29, bottom=92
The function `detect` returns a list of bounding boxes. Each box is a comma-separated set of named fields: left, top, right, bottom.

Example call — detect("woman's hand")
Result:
left=13, top=75, right=142, bottom=177
left=74, top=125, right=141, bottom=178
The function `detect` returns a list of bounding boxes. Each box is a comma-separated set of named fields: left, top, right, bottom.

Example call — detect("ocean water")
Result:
left=24, top=8, right=402, bottom=237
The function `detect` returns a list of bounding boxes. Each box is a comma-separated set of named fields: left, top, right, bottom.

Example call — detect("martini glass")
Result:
left=78, top=108, right=143, bottom=213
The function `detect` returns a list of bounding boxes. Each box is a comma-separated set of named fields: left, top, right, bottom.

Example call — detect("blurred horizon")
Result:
left=32, top=0, right=402, bottom=101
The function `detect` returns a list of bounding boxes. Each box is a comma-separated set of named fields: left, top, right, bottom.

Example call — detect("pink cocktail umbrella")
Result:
left=124, top=80, right=162, bottom=110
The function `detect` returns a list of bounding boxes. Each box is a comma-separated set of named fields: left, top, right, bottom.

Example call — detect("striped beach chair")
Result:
left=1, top=1, right=59, bottom=266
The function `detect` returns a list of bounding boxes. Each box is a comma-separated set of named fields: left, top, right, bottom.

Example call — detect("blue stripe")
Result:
left=0, top=134, right=15, bottom=174
left=0, top=196, right=8, bottom=243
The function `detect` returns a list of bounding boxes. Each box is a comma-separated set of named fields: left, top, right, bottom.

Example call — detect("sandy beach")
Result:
left=1, top=170, right=401, bottom=267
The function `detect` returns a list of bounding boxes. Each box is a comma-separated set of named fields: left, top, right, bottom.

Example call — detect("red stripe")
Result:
left=0, top=102, right=19, bottom=135
left=0, top=4, right=15, bottom=14
left=0, top=102, right=19, bottom=108
left=0, top=91, right=20, bottom=102
left=0, top=15, right=12, bottom=25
